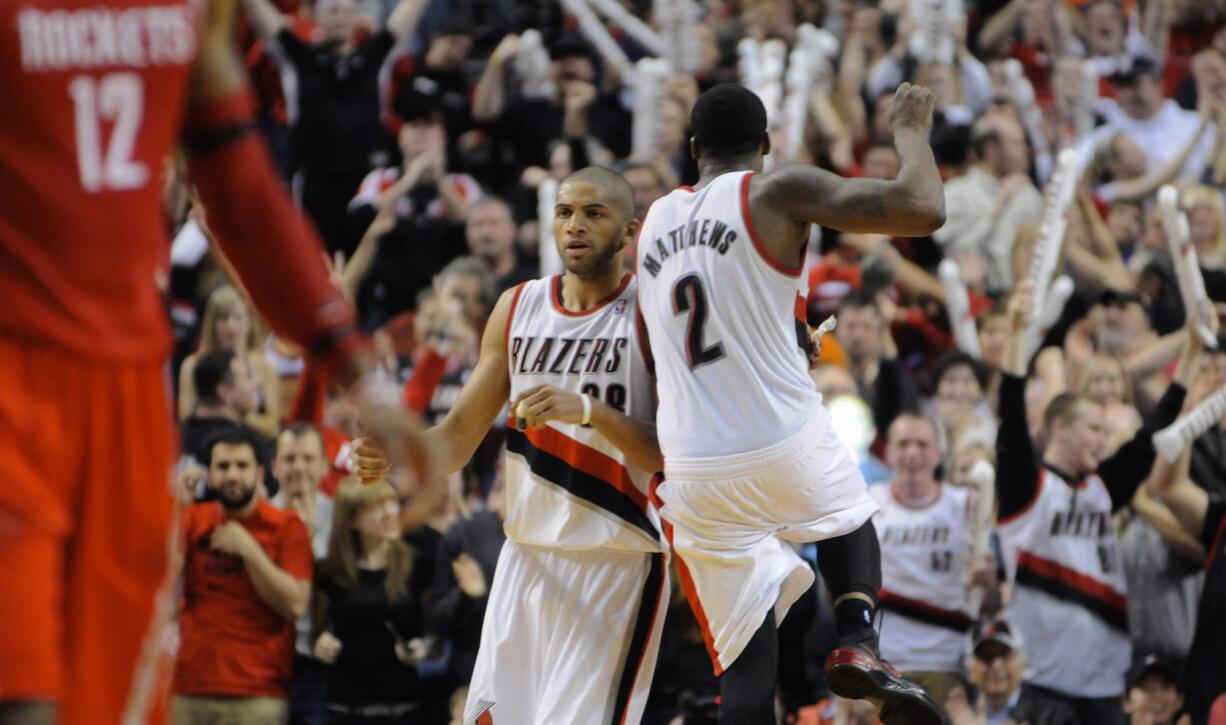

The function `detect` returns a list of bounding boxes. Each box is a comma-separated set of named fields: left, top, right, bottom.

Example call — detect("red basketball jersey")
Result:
left=0, top=0, right=200, bottom=359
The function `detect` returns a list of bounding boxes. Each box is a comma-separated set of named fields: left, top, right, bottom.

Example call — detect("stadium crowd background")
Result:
left=164, top=0, right=1226, bottom=722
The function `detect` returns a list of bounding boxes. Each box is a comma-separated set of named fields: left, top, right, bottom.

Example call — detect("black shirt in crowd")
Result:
left=1185, top=497, right=1226, bottom=724
left=994, top=373, right=1186, bottom=520
left=317, top=553, right=430, bottom=710
left=424, top=510, right=506, bottom=687
left=276, top=28, right=399, bottom=173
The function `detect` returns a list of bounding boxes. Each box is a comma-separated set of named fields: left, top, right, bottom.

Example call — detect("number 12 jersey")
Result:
left=636, top=171, right=820, bottom=459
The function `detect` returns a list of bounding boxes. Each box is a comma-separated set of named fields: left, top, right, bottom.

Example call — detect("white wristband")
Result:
left=580, top=393, right=593, bottom=426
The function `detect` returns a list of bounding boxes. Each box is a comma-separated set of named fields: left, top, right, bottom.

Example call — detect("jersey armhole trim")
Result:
left=998, top=468, right=1045, bottom=526
left=741, top=171, right=803, bottom=278
left=504, top=282, right=527, bottom=352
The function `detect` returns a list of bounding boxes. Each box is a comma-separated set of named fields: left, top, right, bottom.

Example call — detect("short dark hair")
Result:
left=204, top=425, right=264, bottom=467
left=931, top=350, right=989, bottom=393
left=193, top=349, right=237, bottom=407
left=690, top=83, right=767, bottom=158
left=278, top=422, right=324, bottom=456
left=1043, top=392, right=1099, bottom=439
left=839, top=289, right=881, bottom=315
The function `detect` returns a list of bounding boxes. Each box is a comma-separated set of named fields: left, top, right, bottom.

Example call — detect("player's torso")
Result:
left=871, top=484, right=974, bottom=671
left=999, top=469, right=1130, bottom=693
left=503, top=275, right=661, bottom=553
left=0, top=0, right=200, bottom=358
left=635, top=171, right=819, bottom=459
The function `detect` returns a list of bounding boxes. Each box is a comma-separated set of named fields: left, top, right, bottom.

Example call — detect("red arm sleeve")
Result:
left=288, top=362, right=327, bottom=425
left=185, top=91, right=369, bottom=381
left=402, top=348, right=448, bottom=414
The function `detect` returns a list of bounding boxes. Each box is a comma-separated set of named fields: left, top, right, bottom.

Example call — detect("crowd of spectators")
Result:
left=164, top=0, right=1226, bottom=722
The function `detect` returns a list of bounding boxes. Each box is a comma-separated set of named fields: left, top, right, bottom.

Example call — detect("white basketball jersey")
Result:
left=998, top=468, right=1130, bottom=697
left=870, top=484, right=974, bottom=673
left=503, top=275, right=663, bottom=553
left=636, top=171, right=821, bottom=459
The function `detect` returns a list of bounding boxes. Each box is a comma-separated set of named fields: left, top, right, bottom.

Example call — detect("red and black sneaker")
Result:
left=824, top=642, right=950, bottom=725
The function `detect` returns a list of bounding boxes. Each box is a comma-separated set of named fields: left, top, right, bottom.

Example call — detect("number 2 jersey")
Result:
left=635, top=170, right=821, bottom=459
left=1, top=0, right=199, bottom=359
left=503, top=274, right=663, bottom=553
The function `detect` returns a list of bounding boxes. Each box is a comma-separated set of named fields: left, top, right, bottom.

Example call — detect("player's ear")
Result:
left=622, top=218, right=641, bottom=248
left=761, top=132, right=771, bottom=156
left=689, top=136, right=700, bottom=161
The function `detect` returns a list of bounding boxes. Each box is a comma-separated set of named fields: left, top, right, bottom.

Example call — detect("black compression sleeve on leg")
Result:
left=718, top=610, right=778, bottom=725
left=816, top=519, right=882, bottom=603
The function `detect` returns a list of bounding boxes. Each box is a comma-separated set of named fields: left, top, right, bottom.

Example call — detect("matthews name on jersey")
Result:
left=871, top=484, right=975, bottom=673
left=503, top=275, right=662, bottom=554
left=635, top=171, right=819, bottom=460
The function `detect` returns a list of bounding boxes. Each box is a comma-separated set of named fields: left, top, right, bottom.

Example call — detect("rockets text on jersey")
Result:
left=0, top=0, right=201, bottom=358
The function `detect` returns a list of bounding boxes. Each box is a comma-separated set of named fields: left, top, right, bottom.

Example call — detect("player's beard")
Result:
left=563, top=237, right=621, bottom=279
left=218, top=481, right=257, bottom=513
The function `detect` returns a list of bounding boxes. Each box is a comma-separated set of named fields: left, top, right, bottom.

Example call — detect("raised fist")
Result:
left=888, top=82, right=937, bottom=135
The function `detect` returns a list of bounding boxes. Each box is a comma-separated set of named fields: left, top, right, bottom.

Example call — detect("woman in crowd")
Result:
left=314, top=479, right=429, bottom=724
left=178, top=284, right=280, bottom=436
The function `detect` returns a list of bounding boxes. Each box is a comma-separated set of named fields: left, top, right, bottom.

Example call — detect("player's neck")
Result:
left=560, top=269, right=625, bottom=312
left=696, top=157, right=757, bottom=188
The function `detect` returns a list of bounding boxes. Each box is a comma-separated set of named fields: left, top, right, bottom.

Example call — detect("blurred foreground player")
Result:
left=635, top=82, right=947, bottom=724
left=0, top=2, right=424, bottom=723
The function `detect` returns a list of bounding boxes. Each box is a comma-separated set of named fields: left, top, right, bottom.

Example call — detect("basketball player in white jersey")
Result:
left=871, top=414, right=979, bottom=705
left=636, top=82, right=947, bottom=724
left=360, top=167, right=667, bottom=724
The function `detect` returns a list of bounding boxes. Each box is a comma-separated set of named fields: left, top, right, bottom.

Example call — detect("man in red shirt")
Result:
left=0, top=2, right=425, bottom=724
left=174, top=427, right=314, bottom=724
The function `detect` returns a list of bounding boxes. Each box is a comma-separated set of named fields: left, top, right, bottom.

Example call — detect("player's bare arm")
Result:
left=416, top=287, right=519, bottom=475
left=512, top=385, right=664, bottom=473
left=754, top=83, right=945, bottom=239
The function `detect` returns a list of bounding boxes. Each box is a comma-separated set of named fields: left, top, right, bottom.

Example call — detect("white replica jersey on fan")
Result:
left=998, top=469, right=1130, bottom=697
left=636, top=171, right=821, bottom=459
left=870, top=483, right=975, bottom=673
left=503, top=274, right=662, bottom=553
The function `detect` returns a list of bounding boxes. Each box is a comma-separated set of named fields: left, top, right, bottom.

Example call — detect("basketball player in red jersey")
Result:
left=0, top=2, right=425, bottom=723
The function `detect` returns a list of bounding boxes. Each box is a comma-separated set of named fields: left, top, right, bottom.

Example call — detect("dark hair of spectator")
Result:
left=323, top=479, right=414, bottom=600
left=193, top=349, right=237, bottom=407
left=975, top=299, right=1009, bottom=330
left=931, top=350, right=990, bottom=394
left=1042, top=391, right=1099, bottom=440
left=690, top=83, right=768, bottom=159
left=438, top=255, right=500, bottom=311
left=971, top=124, right=1003, bottom=161
left=433, top=16, right=475, bottom=39
left=931, top=123, right=972, bottom=168
left=203, top=425, right=265, bottom=468
left=839, top=289, right=883, bottom=315
left=278, top=421, right=324, bottom=455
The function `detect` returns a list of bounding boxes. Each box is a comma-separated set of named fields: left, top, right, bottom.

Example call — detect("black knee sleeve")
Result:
left=816, top=519, right=882, bottom=603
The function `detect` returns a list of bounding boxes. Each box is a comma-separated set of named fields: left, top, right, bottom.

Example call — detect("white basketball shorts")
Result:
left=463, top=541, right=669, bottom=725
left=653, top=407, right=876, bottom=674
